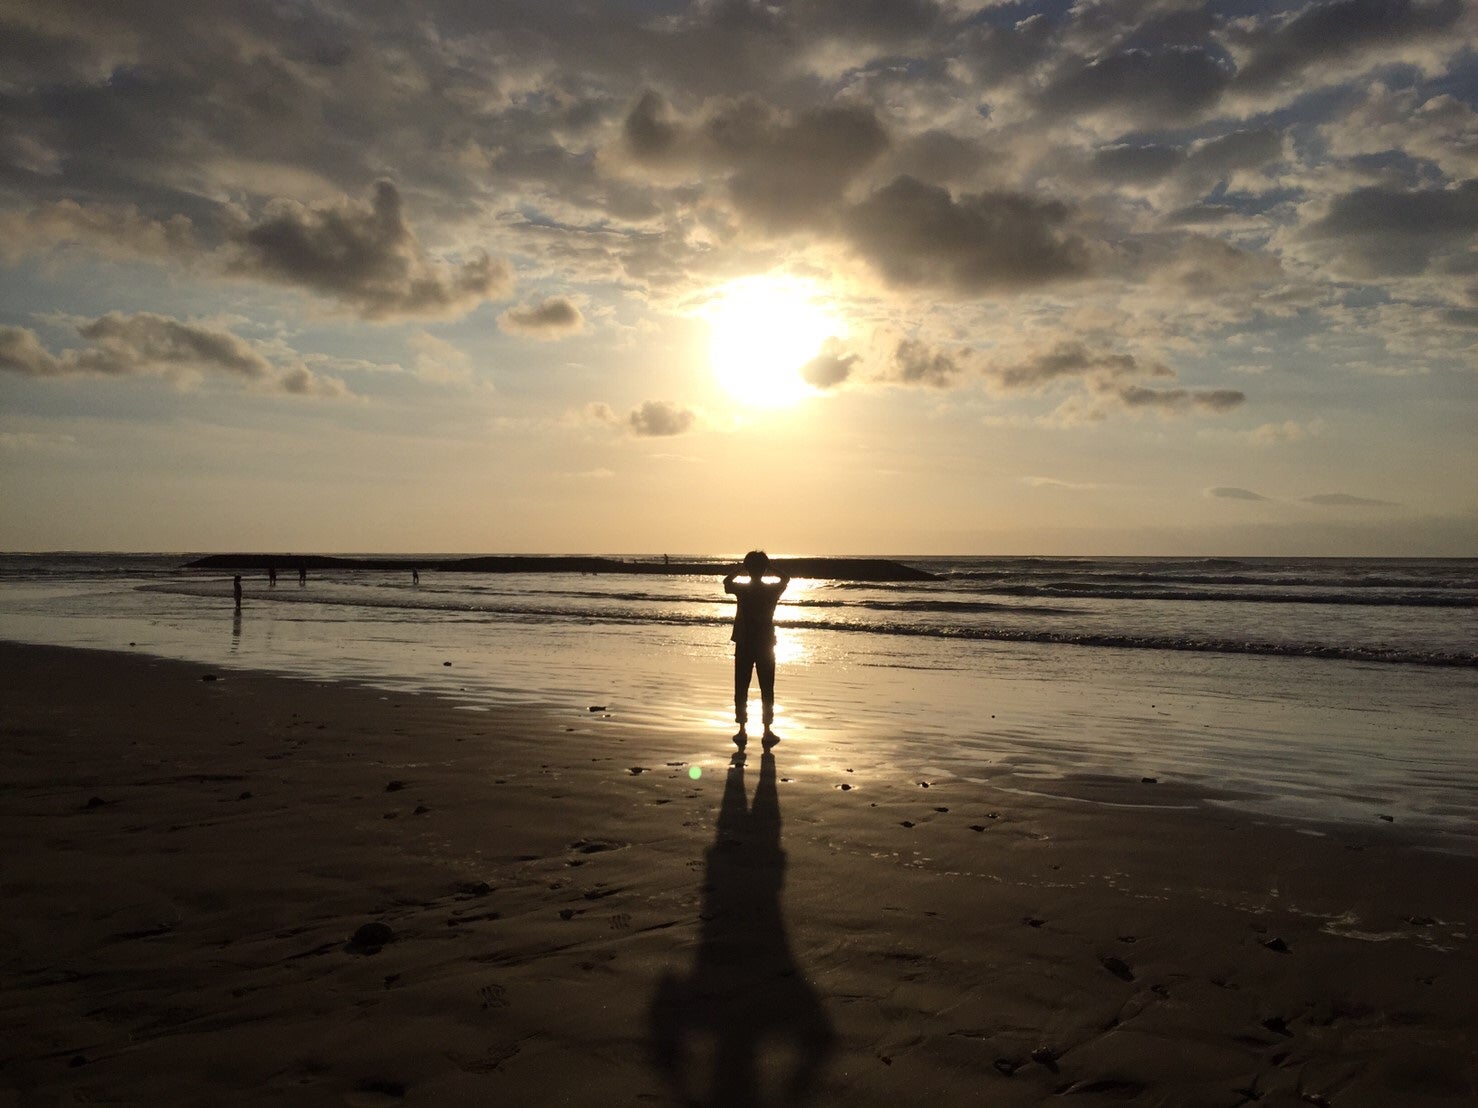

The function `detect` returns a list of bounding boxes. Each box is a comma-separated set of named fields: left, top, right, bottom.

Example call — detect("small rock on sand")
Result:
left=350, top=921, right=395, bottom=950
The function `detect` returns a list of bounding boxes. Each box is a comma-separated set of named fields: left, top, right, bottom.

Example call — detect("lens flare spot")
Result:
left=688, top=765, right=702, bottom=780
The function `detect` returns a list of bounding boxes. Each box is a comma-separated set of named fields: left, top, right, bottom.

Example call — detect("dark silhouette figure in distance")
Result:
left=233, top=575, right=242, bottom=610
left=724, top=550, right=790, bottom=749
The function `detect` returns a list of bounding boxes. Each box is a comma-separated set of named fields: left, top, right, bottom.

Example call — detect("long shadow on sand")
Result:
left=648, top=749, right=835, bottom=1105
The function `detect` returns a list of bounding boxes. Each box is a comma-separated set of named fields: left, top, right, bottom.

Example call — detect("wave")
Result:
left=142, top=581, right=1476, bottom=668
left=946, top=570, right=1475, bottom=591
left=955, top=584, right=1478, bottom=608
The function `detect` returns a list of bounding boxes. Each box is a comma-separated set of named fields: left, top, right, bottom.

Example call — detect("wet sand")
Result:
left=1, top=641, right=1474, bottom=1106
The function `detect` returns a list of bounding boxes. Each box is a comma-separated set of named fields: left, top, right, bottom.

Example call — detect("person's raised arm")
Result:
left=723, top=567, right=739, bottom=595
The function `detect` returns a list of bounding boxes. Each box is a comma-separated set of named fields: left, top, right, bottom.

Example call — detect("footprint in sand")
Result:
left=448, top=1041, right=521, bottom=1074
left=478, top=982, right=508, bottom=1009
left=609, top=913, right=632, bottom=931
left=343, top=1079, right=406, bottom=1106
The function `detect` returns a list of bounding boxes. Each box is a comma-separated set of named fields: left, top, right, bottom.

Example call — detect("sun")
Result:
left=704, top=276, right=846, bottom=407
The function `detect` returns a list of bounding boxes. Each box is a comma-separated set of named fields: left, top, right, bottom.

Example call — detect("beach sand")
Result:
left=1, top=641, right=1474, bottom=1106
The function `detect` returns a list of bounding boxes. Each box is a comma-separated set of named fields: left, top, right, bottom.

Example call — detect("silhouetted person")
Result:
left=298, top=565, right=306, bottom=586
left=648, top=750, right=833, bottom=1103
left=724, top=550, right=790, bottom=747
left=232, top=575, right=242, bottom=610
left=268, top=565, right=277, bottom=587
left=412, top=567, right=420, bottom=586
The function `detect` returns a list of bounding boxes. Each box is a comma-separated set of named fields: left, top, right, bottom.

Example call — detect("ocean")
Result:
left=2, top=553, right=1474, bottom=849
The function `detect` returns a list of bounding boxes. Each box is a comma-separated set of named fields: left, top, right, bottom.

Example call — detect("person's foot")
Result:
left=761, top=728, right=780, bottom=749
left=733, top=726, right=748, bottom=748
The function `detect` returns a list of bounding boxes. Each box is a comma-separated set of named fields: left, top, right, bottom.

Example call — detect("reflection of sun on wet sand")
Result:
left=1, top=641, right=1475, bottom=1104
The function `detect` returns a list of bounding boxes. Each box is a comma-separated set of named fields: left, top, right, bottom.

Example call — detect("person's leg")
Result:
left=733, top=648, right=753, bottom=726
left=757, top=649, right=776, bottom=729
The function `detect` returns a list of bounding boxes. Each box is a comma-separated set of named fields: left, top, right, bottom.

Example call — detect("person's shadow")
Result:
left=647, top=750, right=835, bottom=1105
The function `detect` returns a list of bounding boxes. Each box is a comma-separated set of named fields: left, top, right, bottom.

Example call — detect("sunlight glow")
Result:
left=705, top=276, right=846, bottom=407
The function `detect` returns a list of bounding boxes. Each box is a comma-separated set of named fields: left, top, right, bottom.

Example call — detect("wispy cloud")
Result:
left=1207, top=486, right=1272, bottom=501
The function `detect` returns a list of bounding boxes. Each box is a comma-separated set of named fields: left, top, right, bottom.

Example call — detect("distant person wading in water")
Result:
left=724, top=550, right=790, bottom=748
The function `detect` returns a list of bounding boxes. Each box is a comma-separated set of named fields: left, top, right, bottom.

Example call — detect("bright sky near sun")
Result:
left=1, top=1, right=1475, bottom=555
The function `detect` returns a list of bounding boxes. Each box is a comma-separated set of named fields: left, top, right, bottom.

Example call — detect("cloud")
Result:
left=0, top=200, right=196, bottom=263
left=0, top=326, right=67, bottom=377
left=0, top=430, right=79, bottom=452
left=1324, top=86, right=1478, bottom=181
left=987, top=342, right=1172, bottom=392
left=1230, top=0, right=1466, bottom=94
left=628, top=399, right=697, bottom=437
left=1303, top=492, right=1398, bottom=507
left=76, top=313, right=274, bottom=379
left=1040, top=45, right=1233, bottom=124
left=229, top=181, right=513, bottom=320
left=408, top=331, right=474, bottom=384
left=1022, top=476, right=1098, bottom=491
left=0, top=314, right=346, bottom=396
left=1208, top=487, right=1272, bottom=501
left=615, top=91, right=888, bottom=231
left=498, top=297, right=586, bottom=339
left=1246, top=419, right=1322, bottom=444
left=842, top=176, right=1090, bottom=293
left=587, top=399, right=697, bottom=437
left=1295, top=180, right=1478, bottom=278
left=1111, top=383, right=1246, bottom=414
left=891, top=338, right=964, bottom=387
left=799, top=340, right=858, bottom=389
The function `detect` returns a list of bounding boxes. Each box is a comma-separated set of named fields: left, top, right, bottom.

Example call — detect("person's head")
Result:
left=742, top=550, right=769, bottom=577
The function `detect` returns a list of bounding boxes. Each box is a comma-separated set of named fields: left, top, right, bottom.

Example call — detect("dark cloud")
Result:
left=77, top=313, right=273, bottom=379
left=1093, top=144, right=1184, bottom=186
left=1040, top=46, right=1233, bottom=123
left=1298, top=179, right=1478, bottom=277
left=1303, top=492, right=1398, bottom=507
left=627, top=399, right=697, bottom=437
left=955, top=15, right=1061, bottom=87
left=618, top=91, right=888, bottom=231
left=1164, top=203, right=1241, bottom=226
left=498, top=297, right=585, bottom=339
left=799, top=341, right=857, bottom=389
left=1232, top=0, right=1465, bottom=92
left=988, top=342, right=1172, bottom=391
left=1090, top=128, right=1285, bottom=195
left=891, top=338, right=963, bottom=387
left=1208, top=486, right=1272, bottom=501
left=1186, top=128, right=1284, bottom=178
left=1112, top=383, right=1245, bottom=413
left=229, top=181, right=513, bottom=320
left=843, top=176, right=1089, bottom=293
left=0, top=313, right=345, bottom=395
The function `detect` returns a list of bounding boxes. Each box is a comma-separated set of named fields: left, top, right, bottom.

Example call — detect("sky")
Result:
left=1, top=0, right=1474, bottom=556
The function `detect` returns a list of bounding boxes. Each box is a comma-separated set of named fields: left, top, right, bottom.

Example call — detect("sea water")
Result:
left=1, top=554, right=1474, bottom=849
